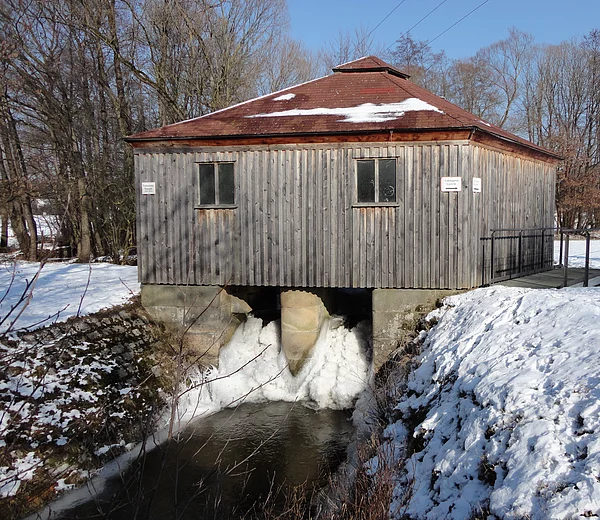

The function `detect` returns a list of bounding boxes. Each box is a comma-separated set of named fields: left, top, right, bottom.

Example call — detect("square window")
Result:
left=198, top=162, right=235, bottom=207
left=356, top=158, right=397, bottom=203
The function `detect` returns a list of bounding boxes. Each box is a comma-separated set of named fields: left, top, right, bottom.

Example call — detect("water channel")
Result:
left=49, top=315, right=370, bottom=519
left=56, top=402, right=354, bottom=519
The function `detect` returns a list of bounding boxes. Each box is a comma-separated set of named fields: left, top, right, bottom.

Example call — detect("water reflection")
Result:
left=58, top=402, right=353, bottom=519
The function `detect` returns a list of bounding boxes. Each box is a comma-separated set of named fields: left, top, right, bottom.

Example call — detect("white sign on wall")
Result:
left=141, top=182, right=156, bottom=195
left=473, top=177, right=482, bottom=193
left=441, top=177, right=462, bottom=192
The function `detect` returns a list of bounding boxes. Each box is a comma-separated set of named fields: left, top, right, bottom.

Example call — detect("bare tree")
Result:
left=474, top=28, right=535, bottom=130
left=389, top=34, right=451, bottom=97
left=522, top=33, right=600, bottom=228
left=447, top=55, right=501, bottom=120
left=0, top=55, right=38, bottom=261
left=319, top=26, right=385, bottom=73
left=255, top=35, right=320, bottom=96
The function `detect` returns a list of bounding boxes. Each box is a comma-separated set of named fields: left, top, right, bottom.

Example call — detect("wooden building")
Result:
left=126, top=56, right=559, bottom=368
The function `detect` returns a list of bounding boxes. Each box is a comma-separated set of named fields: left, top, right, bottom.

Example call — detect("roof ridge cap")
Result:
left=332, top=55, right=410, bottom=79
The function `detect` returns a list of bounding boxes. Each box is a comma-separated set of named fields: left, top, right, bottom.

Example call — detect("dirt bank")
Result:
left=0, top=302, right=172, bottom=519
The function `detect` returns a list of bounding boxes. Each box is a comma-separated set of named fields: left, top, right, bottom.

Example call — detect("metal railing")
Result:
left=480, top=227, right=555, bottom=285
left=481, top=227, right=600, bottom=287
left=557, top=228, right=600, bottom=288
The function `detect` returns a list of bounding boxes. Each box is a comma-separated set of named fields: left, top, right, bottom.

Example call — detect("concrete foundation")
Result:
left=280, top=289, right=330, bottom=375
left=372, top=288, right=457, bottom=370
left=141, top=283, right=456, bottom=375
left=141, top=284, right=245, bottom=366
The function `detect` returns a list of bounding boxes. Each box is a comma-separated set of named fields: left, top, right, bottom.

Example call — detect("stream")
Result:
left=50, top=316, right=370, bottom=519
left=56, top=402, right=354, bottom=519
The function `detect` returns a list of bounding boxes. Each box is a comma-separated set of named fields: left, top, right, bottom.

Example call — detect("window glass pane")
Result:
left=357, top=160, right=375, bottom=202
left=378, top=159, right=396, bottom=202
left=199, top=163, right=215, bottom=205
left=218, top=163, right=235, bottom=205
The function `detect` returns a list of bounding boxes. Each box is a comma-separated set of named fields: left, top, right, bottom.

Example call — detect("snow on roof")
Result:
left=126, top=56, right=559, bottom=159
left=272, top=93, right=296, bottom=101
left=247, top=98, right=443, bottom=124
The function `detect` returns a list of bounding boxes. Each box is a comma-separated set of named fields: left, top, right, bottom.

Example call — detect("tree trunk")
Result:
left=0, top=85, right=37, bottom=259
left=77, top=177, right=92, bottom=262
left=8, top=201, right=29, bottom=256
left=0, top=206, right=7, bottom=248
left=21, top=196, right=38, bottom=261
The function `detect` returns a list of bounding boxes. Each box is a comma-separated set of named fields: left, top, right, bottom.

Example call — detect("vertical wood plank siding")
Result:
left=134, top=142, right=556, bottom=290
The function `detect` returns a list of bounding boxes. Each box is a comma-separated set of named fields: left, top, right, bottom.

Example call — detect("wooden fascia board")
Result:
left=127, top=127, right=560, bottom=164
left=470, top=129, right=561, bottom=164
left=127, top=128, right=474, bottom=150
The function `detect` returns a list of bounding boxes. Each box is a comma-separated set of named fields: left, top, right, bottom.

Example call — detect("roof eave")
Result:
left=470, top=127, right=562, bottom=161
left=124, top=126, right=462, bottom=143
left=126, top=126, right=561, bottom=160
left=125, top=126, right=473, bottom=144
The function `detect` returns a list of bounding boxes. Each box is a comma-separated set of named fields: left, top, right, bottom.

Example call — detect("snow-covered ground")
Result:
left=383, top=287, right=600, bottom=519
left=2, top=239, right=600, bottom=518
left=1, top=214, right=61, bottom=249
left=554, top=238, right=600, bottom=267
left=0, top=261, right=139, bottom=333
left=0, top=330, right=155, bottom=499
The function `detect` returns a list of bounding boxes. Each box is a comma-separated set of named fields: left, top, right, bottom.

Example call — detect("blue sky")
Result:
left=288, top=0, right=600, bottom=60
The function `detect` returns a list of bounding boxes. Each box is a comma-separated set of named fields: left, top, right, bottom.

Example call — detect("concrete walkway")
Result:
left=497, top=268, right=600, bottom=289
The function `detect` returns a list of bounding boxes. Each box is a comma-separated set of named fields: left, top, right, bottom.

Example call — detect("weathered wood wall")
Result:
left=135, top=141, right=556, bottom=289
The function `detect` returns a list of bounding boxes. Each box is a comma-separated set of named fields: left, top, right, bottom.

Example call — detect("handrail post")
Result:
left=562, top=234, right=570, bottom=288
left=490, top=231, right=496, bottom=282
left=559, top=230, right=564, bottom=267
left=540, top=229, right=545, bottom=272
left=584, top=232, right=591, bottom=287
left=481, top=238, right=486, bottom=286
left=518, top=230, right=523, bottom=277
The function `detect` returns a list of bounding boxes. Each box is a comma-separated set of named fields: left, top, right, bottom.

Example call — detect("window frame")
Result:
left=354, top=157, right=399, bottom=207
left=196, top=161, right=237, bottom=209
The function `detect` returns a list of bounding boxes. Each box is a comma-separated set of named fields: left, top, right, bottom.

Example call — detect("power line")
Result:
left=427, top=0, right=493, bottom=46
left=353, top=0, right=409, bottom=56
left=385, top=0, right=449, bottom=51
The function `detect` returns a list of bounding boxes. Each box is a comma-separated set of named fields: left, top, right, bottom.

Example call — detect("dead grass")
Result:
left=306, top=327, right=433, bottom=520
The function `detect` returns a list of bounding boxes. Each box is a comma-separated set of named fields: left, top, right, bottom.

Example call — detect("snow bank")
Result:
left=0, top=308, right=163, bottom=507
left=388, top=286, right=600, bottom=519
left=173, top=316, right=371, bottom=430
left=0, top=452, right=41, bottom=498
left=0, top=262, right=139, bottom=333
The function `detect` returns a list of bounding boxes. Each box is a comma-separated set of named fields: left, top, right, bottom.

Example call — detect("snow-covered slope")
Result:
left=3, top=247, right=600, bottom=518
left=387, top=286, right=600, bottom=519
left=0, top=262, right=139, bottom=333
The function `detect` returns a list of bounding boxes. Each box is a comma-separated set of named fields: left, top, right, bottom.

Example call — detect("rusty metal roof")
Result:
left=127, top=56, right=557, bottom=159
